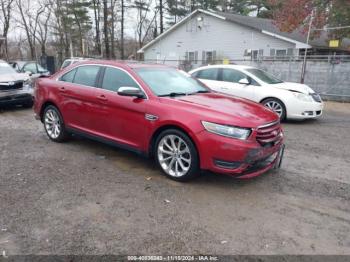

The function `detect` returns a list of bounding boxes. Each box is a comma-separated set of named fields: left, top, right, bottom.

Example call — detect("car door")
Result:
left=220, top=68, right=257, bottom=101
left=57, top=65, right=102, bottom=133
left=94, top=66, right=148, bottom=150
left=192, top=68, right=221, bottom=91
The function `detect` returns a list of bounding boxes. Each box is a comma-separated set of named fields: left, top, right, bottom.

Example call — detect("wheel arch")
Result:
left=39, top=100, right=60, bottom=122
left=148, top=124, right=201, bottom=165
left=259, top=96, right=287, bottom=116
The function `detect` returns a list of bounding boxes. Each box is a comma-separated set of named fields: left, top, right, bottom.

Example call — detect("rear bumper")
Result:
left=196, top=130, right=284, bottom=178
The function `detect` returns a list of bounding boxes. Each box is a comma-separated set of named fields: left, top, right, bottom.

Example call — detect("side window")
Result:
left=196, top=68, right=219, bottom=81
left=73, top=65, right=100, bottom=87
left=102, top=67, right=139, bottom=92
left=23, top=63, right=38, bottom=74
left=222, top=69, right=247, bottom=83
left=60, top=69, right=77, bottom=82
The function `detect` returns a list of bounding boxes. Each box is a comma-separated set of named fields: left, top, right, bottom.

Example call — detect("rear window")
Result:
left=73, top=66, right=100, bottom=87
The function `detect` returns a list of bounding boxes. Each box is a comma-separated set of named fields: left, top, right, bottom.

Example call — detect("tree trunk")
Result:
left=103, top=0, right=110, bottom=58
left=159, top=0, right=163, bottom=34
left=120, top=0, right=124, bottom=59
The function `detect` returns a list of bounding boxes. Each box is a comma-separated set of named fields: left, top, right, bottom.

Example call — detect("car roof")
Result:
left=74, top=60, right=171, bottom=70
left=192, top=64, right=255, bottom=71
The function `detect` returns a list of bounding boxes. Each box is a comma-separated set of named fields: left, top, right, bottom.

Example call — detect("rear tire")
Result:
left=155, top=129, right=200, bottom=182
left=262, top=98, right=286, bottom=121
left=43, top=105, right=69, bottom=142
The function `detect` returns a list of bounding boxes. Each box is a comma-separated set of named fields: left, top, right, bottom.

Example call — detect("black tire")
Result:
left=154, top=129, right=200, bottom=182
left=43, top=105, right=69, bottom=142
left=261, top=98, right=286, bottom=121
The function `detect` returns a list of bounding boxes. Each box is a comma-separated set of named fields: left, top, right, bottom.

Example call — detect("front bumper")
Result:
left=287, top=100, right=324, bottom=120
left=196, top=131, right=284, bottom=178
left=0, top=89, right=33, bottom=106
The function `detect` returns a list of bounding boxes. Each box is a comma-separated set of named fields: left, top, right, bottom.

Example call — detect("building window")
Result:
left=202, top=51, right=216, bottom=64
left=186, top=51, right=198, bottom=64
left=276, top=49, right=287, bottom=57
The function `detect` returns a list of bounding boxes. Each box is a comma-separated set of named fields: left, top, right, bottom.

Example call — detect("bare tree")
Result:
left=36, top=1, right=52, bottom=56
left=0, top=0, right=14, bottom=59
left=16, top=0, right=47, bottom=59
left=133, top=0, right=159, bottom=49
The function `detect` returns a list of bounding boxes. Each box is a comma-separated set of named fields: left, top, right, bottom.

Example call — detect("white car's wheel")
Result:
left=262, top=98, right=286, bottom=120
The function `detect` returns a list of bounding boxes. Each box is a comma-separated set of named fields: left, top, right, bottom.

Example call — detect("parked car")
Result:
left=0, top=60, right=34, bottom=107
left=60, top=57, right=92, bottom=70
left=34, top=61, right=284, bottom=181
left=10, top=61, right=50, bottom=79
left=189, top=65, right=324, bottom=120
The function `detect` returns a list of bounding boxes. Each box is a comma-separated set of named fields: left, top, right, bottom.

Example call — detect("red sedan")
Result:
left=34, top=61, right=284, bottom=181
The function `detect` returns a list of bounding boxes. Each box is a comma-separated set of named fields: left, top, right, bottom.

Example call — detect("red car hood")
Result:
left=159, top=93, right=279, bottom=128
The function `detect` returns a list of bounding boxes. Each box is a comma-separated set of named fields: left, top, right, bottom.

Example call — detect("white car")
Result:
left=189, top=65, right=324, bottom=120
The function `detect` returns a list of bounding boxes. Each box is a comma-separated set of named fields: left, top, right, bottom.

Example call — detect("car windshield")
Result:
left=135, top=67, right=209, bottom=97
left=36, top=63, right=47, bottom=72
left=0, top=63, right=17, bottom=75
left=246, top=68, right=283, bottom=84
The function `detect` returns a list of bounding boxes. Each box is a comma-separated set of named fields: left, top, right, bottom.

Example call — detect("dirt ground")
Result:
left=0, top=102, right=350, bottom=255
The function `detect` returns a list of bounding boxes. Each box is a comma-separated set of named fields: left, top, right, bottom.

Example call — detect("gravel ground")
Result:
left=0, top=102, right=350, bottom=255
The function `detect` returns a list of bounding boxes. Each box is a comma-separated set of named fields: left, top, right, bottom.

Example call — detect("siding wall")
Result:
left=143, top=13, right=296, bottom=66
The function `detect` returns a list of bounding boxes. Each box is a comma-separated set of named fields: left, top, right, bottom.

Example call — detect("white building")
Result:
left=138, top=9, right=350, bottom=69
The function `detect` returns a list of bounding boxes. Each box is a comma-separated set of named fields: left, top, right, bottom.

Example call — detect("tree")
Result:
left=16, top=0, right=48, bottom=59
left=270, top=0, right=350, bottom=39
left=91, top=0, right=102, bottom=55
left=0, top=0, right=14, bottom=59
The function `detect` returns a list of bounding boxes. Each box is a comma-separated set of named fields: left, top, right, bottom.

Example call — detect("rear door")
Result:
left=94, top=66, right=148, bottom=150
left=57, top=65, right=102, bottom=133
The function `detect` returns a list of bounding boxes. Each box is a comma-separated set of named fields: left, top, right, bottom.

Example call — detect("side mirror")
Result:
left=25, top=71, right=33, bottom=76
left=238, top=78, right=250, bottom=85
left=117, top=87, right=145, bottom=99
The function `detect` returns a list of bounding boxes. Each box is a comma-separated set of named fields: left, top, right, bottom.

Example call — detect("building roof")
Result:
left=138, top=9, right=350, bottom=53
left=214, top=11, right=350, bottom=50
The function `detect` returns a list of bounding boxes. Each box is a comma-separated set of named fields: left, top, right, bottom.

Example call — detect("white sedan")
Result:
left=189, top=65, right=324, bottom=120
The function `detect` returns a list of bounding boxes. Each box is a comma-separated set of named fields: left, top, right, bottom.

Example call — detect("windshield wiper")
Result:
left=190, top=90, right=210, bottom=94
left=158, top=92, right=188, bottom=97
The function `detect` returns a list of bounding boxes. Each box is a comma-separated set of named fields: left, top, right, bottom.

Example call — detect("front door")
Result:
left=219, top=68, right=256, bottom=101
left=94, top=66, right=148, bottom=150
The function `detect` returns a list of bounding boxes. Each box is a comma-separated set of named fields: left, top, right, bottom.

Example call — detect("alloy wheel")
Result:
left=44, top=109, right=61, bottom=139
left=264, top=101, right=283, bottom=117
left=157, top=134, right=192, bottom=177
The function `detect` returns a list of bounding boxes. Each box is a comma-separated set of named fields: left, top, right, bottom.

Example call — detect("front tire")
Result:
left=262, top=98, right=286, bottom=121
left=155, top=129, right=199, bottom=182
left=43, top=105, right=68, bottom=142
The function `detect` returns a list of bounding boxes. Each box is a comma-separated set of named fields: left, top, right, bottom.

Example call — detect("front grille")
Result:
left=256, top=121, right=283, bottom=146
left=0, top=81, right=23, bottom=91
left=311, top=93, right=322, bottom=103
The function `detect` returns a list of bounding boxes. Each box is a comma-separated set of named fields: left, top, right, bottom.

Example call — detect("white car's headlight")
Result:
left=202, top=121, right=252, bottom=140
left=23, top=79, right=33, bottom=88
left=292, top=92, right=313, bottom=102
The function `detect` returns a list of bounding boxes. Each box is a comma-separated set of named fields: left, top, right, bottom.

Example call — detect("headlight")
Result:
left=202, top=121, right=252, bottom=140
left=23, top=79, right=33, bottom=88
left=292, top=92, right=313, bottom=102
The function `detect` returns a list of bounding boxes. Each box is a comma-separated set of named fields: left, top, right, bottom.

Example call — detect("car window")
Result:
left=61, top=60, right=71, bottom=69
left=73, top=65, right=100, bottom=87
left=222, top=69, right=247, bottom=83
left=246, top=68, right=283, bottom=84
left=23, top=63, right=38, bottom=74
left=60, top=69, right=77, bottom=82
left=102, top=67, right=139, bottom=92
left=196, top=68, right=219, bottom=81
